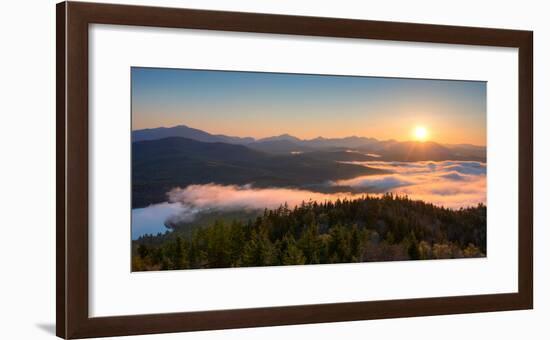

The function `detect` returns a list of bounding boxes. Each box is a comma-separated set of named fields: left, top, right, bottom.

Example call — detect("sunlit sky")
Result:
left=132, top=67, right=486, bottom=146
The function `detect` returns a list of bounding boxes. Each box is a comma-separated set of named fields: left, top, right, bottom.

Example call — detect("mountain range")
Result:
left=132, top=124, right=486, bottom=161
left=132, top=124, right=255, bottom=144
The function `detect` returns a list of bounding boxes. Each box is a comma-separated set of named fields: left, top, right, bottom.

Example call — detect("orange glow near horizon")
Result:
left=132, top=68, right=487, bottom=146
left=132, top=109, right=486, bottom=146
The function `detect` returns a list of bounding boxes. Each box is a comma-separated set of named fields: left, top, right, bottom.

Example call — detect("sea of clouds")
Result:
left=132, top=161, right=486, bottom=238
left=331, top=160, right=486, bottom=208
left=165, top=161, right=486, bottom=217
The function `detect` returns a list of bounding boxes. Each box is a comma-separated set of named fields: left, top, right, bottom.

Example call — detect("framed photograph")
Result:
left=57, top=1, right=533, bottom=338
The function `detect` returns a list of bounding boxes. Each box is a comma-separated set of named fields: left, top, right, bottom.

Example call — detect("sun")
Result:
left=413, top=126, right=429, bottom=141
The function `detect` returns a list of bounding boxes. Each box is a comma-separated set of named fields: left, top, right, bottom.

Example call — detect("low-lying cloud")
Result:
left=167, top=184, right=359, bottom=211
left=166, top=161, right=486, bottom=212
left=330, top=160, right=486, bottom=209
left=132, top=161, right=486, bottom=238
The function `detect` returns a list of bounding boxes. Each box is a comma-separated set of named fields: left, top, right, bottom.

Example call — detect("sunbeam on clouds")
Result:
left=331, top=160, right=486, bottom=209
left=164, top=161, right=485, bottom=213
left=167, top=161, right=486, bottom=212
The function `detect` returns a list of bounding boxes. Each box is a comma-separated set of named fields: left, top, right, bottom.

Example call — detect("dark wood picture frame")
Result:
left=56, top=1, right=533, bottom=338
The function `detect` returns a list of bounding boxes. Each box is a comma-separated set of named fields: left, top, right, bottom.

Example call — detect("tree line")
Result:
left=132, top=194, right=486, bottom=271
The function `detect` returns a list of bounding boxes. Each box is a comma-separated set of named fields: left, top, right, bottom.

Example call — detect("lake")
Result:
left=131, top=202, right=183, bottom=240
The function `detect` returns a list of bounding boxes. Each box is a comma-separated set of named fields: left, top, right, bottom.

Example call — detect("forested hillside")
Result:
left=132, top=194, right=486, bottom=271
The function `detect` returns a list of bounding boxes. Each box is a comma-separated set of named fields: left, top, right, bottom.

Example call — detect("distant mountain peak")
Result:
left=257, top=134, right=301, bottom=142
left=132, top=124, right=255, bottom=144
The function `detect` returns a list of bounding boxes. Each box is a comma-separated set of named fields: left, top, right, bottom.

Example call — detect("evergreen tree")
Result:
left=132, top=196, right=486, bottom=270
left=174, top=236, right=184, bottom=269
left=280, top=234, right=306, bottom=265
left=407, top=232, right=420, bottom=260
left=350, top=224, right=362, bottom=261
left=137, top=244, right=148, bottom=259
left=298, top=222, right=321, bottom=264
left=242, top=228, right=276, bottom=266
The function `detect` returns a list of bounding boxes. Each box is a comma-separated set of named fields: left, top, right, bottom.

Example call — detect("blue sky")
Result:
left=132, top=67, right=486, bottom=145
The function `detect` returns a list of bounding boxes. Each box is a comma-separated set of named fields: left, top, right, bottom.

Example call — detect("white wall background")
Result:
left=0, top=0, right=546, bottom=339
